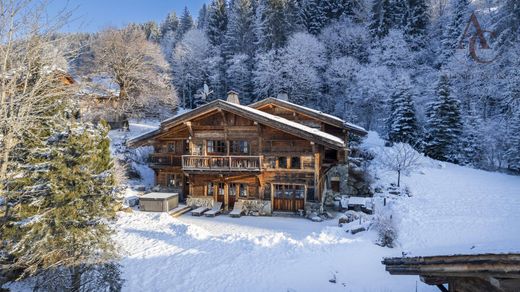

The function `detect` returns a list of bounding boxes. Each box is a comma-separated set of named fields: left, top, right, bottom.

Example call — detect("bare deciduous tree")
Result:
left=0, top=0, right=77, bottom=221
left=380, top=143, right=422, bottom=187
left=90, top=25, right=178, bottom=116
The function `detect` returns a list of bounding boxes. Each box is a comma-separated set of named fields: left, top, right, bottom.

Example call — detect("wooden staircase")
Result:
left=169, top=205, right=192, bottom=217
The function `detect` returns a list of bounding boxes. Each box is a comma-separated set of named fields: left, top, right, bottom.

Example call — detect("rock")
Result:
left=338, top=216, right=349, bottom=225
left=311, top=216, right=323, bottom=222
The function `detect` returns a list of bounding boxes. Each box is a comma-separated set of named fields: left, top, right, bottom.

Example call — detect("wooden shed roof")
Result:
left=128, top=99, right=347, bottom=150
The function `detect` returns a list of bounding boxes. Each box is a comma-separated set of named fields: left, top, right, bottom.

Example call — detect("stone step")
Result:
left=169, top=205, right=192, bottom=217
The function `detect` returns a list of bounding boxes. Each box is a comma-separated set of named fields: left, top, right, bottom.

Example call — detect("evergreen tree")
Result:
left=160, top=12, right=179, bottom=36
left=494, top=0, right=520, bottom=53
left=285, top=0, right=304, bottom=34
left=178, top=6, right=194, bottom=40
left=387, top=77, right=420, bottom=145
left=404, top=0, right=429, bottom=42
left=4, top=119, right=120, bottom=288
left=227, top=53, right=254, bottom=103
left=369, top=0, right=395, bottom=38
left=225, top=0, right=256, bottom=57
left=460, top=110, right=485, bottom=166
left=197, top=3, right=209, bottom=30
left=206, top=0, right=228, bottom=47
left=301, top=0, right=325, bottom=35
left=255, top=0, right=289, bottom=50
left=506, top=112, right=520, bottom=171
left=425, top=74, right=463, bottom=162
left=440, top=0, right=471, bottom=63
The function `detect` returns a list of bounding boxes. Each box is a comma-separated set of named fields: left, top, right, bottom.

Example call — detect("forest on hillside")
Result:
left=70, top=0, right=520, bottom=170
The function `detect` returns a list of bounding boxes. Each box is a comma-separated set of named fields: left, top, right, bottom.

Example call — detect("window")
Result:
left=267, top=157, right=277, bottom=168
left=166, top=174, right=181, bottom=188
left=307, top=188, right=316, bottom=202
left=218, top=183, right=225, bottom=195
left=290, top=157, right=301, bottom=169
left=207, top=140, right=226, bottom=153
left=278, top=157, right=287, bottom=168
left=229, top=183, right=237, bottom=197
left=331, top=180, right=340, bottom=193
left=239, top=183, right=248, bottom=198
left=207, top=182, right=214, bottom=196
left=274, top=184, right=305, bottom=199
left=168, top=143, right=175, bottom=153
left=230, top=141, right=249, bottom=154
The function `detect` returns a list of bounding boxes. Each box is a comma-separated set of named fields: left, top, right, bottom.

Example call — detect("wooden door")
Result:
left=227, top=183, right=237, bottom=210
left=273, top=184, right=305, bottom=212
left=216, top=183, right=225, bottom=205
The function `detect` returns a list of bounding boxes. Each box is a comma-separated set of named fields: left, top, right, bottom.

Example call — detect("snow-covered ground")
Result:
left=7, top=124, right=518, bottom=292
left=109, top=126, right=520, bottom=292
left=115, top=212, right=418, bottom=291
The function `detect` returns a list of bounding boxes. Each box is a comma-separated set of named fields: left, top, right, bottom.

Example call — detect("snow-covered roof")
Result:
left=130, top=99, right=347, bottom=149
left=249, top=97, right=367, bottom=135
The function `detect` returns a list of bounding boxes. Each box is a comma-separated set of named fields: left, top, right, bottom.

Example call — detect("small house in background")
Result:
left=78, top=76, right=128, bottom=130
left=129, top=91, right=367, bottom=216
left=383, top=253, right=520, bottom=292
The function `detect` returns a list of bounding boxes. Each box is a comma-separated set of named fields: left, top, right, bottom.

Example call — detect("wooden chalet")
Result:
left=128, top=92, right=367, bottom=214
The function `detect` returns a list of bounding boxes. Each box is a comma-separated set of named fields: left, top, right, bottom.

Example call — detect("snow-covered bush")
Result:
left=372, top=214, right=397, bottom=248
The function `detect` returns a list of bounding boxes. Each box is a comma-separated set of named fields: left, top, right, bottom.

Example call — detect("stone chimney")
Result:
left=277, top=91, right=288, bottom=101
left=226, top=90, right=240, bottom=104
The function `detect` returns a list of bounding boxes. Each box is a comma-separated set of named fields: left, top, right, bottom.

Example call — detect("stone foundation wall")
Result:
left=186, top=196, right=214, bottom=208
left=239, top=199, right=272, bottom=216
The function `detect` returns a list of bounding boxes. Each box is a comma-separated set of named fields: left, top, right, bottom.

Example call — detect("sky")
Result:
left=47, top=0, right=208, bottom=33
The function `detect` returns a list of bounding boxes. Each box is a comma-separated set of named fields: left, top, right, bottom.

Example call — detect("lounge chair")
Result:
left=204, top=202, right=223, bottom=217
left=191, top=206, right=209, bottom=216
left=229, top=201, right=244, bottom=218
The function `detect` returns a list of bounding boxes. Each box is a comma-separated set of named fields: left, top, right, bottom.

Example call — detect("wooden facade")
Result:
left=129, top=95, right=366, bottom=213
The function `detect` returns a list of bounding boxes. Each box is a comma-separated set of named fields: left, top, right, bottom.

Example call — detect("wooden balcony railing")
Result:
left=182, top=155, right=262, bottom=171
left=149, top=153, right=182, bottom=167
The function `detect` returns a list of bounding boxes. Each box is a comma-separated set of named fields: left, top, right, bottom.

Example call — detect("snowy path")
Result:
left=115, top=212, right=418, bottom=292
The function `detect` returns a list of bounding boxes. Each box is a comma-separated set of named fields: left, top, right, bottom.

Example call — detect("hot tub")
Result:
left=139, top=192, right=179, bottom=212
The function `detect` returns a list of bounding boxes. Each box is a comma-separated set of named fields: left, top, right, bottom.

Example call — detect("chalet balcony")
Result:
left=149, top=153, right=182, bottom=167
left=182, top=155, right=262, bottom=172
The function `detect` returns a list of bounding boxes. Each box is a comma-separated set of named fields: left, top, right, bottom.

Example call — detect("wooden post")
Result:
left=224, top=183, right=229, bottom=211
left=313, top=143, right=321, bottom=202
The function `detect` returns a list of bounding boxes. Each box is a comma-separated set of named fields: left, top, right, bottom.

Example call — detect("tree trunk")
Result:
left=397, top=170, right=401, bottom=187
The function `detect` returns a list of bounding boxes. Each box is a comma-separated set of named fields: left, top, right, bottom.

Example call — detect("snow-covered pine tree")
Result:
left=460, top=110, right=485, bottom=167
left=178, top=6, right=194, bottom=41
left=5, top=119, right=121, bottom=289
left=425, top=74, right=463, bottom=163
left=506, top=112, right=520, bottom=171
left=301, top=0, right=326, bottom=35
left=494, top=0, right=520, bottom=54
left=224, top=0, right=256, bottom=57
left=387, top=76, right=420, bottom=145
left=206, top=0, right=228, bottom=47
left=285, top=0, right=304, bottom=34
left=440, top=0, right=471, bottom=63
left=255, top=0, right=288, bottom=50
left=197, top=4, right=209, bottom=30
left=404, top=0, right=429, bottom=49
left=369, top=0, right=396, bottom=38
left=160, top=11, right=179, bottom=37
